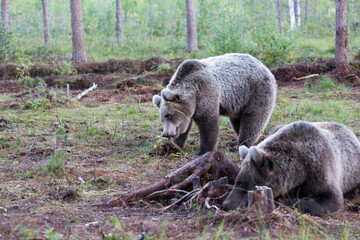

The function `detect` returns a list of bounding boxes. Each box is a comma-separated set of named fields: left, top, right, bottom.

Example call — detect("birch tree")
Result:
left=288, top=0, right=295, bottom=31
left=186, top=0, right=198, bottom=53
left=276, top=0, right=283, bottom=32
left=304, top=0, right=309, bottom=25
left=335, top=0, right=351, bottom=77
left=294, top=0, right=300, bottom=27
left=70, top=0, right=87, bottom=62
left=41, top=0, right=50, bottom=46
left=1, top=0, right=9, bottom=31
left=116, top=0, right=123, bottom=43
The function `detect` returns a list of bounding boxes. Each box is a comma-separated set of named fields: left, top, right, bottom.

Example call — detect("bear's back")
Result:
left=314, top=122, right=360, bottom=193
left=200, top=53, right=277, bottom=115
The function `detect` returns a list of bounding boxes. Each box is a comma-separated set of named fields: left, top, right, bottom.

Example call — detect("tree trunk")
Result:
left=1, top=0, right=9, bottom=31
left=186, top=0, right=198, bottom=53
left=41, top=0, right=50, bottom=47
left=276, top=0, right=283, bottom=33
left=335, top=0, right=351, bottom=78
left=304, top=0, right=308, bottom=25
left=288, top=0, right=295, bottom=31
left=116, top=0, right=123, bottom=43
left=294, top=0, right=300, bottom=27
left=70, top=0, right=87, bottom=62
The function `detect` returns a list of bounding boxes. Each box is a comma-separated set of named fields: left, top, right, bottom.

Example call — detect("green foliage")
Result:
left=5, top=0, right=357, bottom=64
left=44, top=227, right=63, bottom=240
left=23, top=98, right=51, bottom=110
left=210, top=1, right=293, bottom=67
left=23, top=76, right=45, bottom=88
left=307, top=76, right=348, bottom=93
left=0, top=28, right=15, bottom=62
left=12, top=225, right=39, bottom=239
left=156, top=63, right=175, bottom=75
left=102, top=218, right=132, bottom=240
left=250, top=26, right=294, bottom=67
left=38, top=151, right=66, bottom=175
left=53, top=61, right=77, bottom=75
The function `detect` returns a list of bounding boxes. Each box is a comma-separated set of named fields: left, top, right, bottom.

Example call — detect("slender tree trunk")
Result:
left=70, top=0, right=87, bottom=62
left=294, top=0, right=300, bottom=27
left=335, top=0, right=351, bottom=78
left=1, top=0, right=9, bottom=31
left=148, top=3, right=154, bottom=35
left=276, top=0, right=283, bottom=33
left=186, top=0, right=198, bottom=53
left=288, top=0, right=295, bottom=31
left=304, top=0, right=308, bottom=25
left=41, top=0, right=50, bottom=47
left=116, top=0, right=123, bottom=43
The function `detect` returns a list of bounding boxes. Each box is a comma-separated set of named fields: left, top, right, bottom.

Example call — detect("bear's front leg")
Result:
left=174, top=120, right=193, bottom=149
left=194, top=115, right=219, bottom=155
left=287, top=191, right=344, bottom=216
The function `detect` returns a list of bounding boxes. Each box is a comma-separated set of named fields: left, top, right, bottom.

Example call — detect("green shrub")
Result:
left=156, top=63, right=175, bottom=75
left=53, top=61, right=77, bottom=75
left=23, top=76, right=45, bottom=88
left=0, top=28, right=16, bottom=62
left=211, top=20, right=293, bottom=68
left=308, top=76, right=349, bottom=93
left=38, top=151, right=66, bottom=176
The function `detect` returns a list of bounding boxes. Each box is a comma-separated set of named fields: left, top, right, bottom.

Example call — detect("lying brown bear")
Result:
left=222, top=121, right=360, bottom=216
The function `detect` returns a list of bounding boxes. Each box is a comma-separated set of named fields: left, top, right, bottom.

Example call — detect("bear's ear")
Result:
left=153, top=95, right=162, bottom=108
left=161, top=89, right=181, bottom=103
left=249, top=146, right=268, bottom=167
left=177, top=59, right=204, bottom=79
left=239, top=145, right=249, bottom=160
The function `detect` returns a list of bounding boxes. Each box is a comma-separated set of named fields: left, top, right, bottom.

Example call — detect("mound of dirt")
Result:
left=273, top=59, right=336, bottom=82
left=149, top=141, right=183, bottom=157
left=0, top=57, right=183, bottom=81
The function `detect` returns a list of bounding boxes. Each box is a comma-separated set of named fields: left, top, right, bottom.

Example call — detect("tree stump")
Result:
left=247, top=186, right=275, bottom=215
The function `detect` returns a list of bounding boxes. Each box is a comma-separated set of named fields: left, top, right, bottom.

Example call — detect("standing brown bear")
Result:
left=153, top=53, right=277, bottom=155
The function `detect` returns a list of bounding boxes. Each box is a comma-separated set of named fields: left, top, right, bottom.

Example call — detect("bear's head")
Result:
left=153, top=89, right=195, bottom=140
left=222, top=145, right=274, bottom=211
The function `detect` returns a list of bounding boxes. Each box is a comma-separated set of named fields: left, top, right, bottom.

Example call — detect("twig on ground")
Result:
left=77, top=83, right=97, bottom=100
left=292, top=74, right=320, bottom=81
left=28, top=134, right=38, bottom=154
left=204, top=197, right=219, bottom=210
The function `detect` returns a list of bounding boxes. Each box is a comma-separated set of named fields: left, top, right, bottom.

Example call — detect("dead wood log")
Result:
left=248, top=186, right=275, bottom=215
left=106, top=151, right=240, bottom=206
left=76, top=82, right=97, bottom=100
left=292, top=74, right=319, bottom=81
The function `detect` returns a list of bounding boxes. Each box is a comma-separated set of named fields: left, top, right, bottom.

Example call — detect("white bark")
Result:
left=294, top=0, right=300, bottom=27
left=288, top=0, right=295, bottom=31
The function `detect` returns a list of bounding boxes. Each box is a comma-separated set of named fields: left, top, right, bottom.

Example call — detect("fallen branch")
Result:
left=292, top=74, right=320, bottom=81
left=106, top=152, right=240, bottom=206
left=77, top=83, right=97, bottom=100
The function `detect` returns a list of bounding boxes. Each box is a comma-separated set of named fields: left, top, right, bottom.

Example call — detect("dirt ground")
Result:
left=1, top=58, right=360, bottom=239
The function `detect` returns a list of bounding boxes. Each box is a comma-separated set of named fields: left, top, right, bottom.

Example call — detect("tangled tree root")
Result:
left=106, top=152, right=240, bottom=210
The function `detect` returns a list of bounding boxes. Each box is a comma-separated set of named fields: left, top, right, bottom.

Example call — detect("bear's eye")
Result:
left=165, top=115, right=172, bottom=120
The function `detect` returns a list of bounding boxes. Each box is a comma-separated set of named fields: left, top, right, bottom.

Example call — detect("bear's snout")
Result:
left=161, top=132, right=170, bottom=138
left=221, top=202, right=231, bottom=211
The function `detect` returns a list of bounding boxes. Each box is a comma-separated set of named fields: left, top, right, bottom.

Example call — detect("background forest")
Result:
left=3, top=0, right=360, bottom=67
